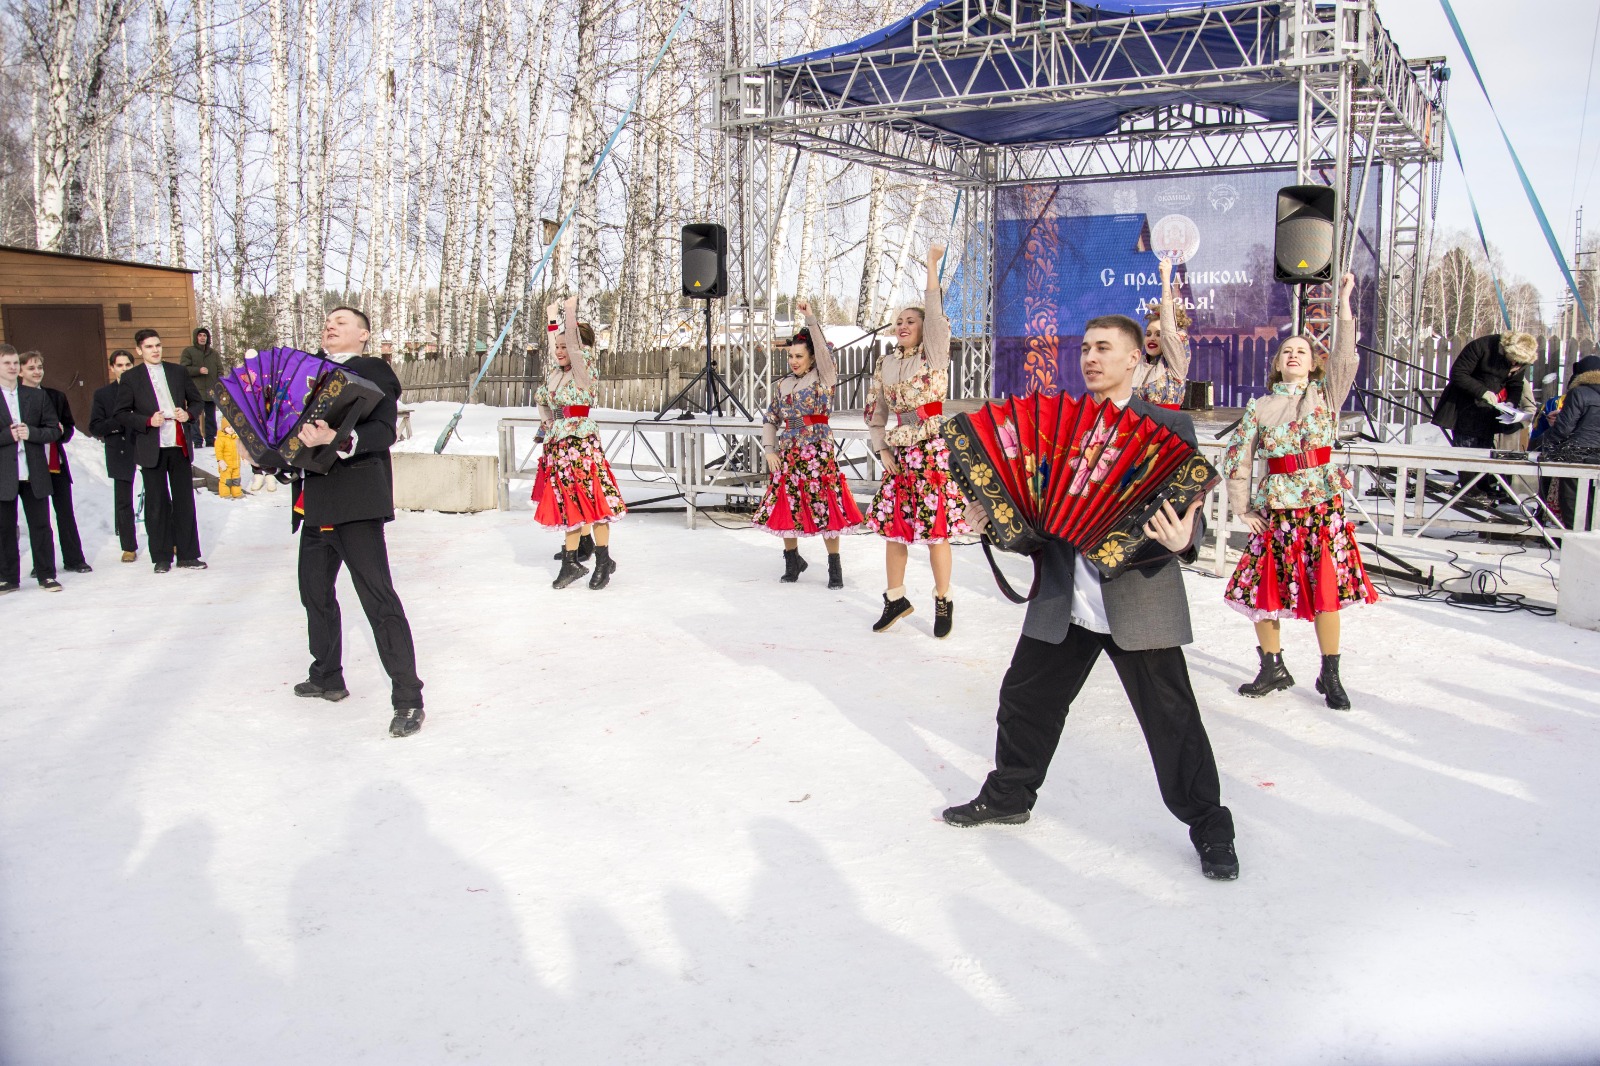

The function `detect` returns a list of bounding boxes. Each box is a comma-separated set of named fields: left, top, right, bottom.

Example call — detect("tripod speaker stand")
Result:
left=657, top=222, right=750, bottom=421
left=656, top=297, right=750, bottom=420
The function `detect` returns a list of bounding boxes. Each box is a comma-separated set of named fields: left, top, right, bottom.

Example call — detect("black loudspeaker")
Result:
left=1273, top=185, right=1337, bottom=284
left=682, top=223, right=727, bottom=299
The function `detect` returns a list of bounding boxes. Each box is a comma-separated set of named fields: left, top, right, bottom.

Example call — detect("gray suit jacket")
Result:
left=1021, top=399, right=1205, bottom=651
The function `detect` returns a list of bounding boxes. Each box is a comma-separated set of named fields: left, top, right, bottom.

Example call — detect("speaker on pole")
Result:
left=1273, top=185, right=1337, bottom=284
left=682, top=223, right=727, bottom=299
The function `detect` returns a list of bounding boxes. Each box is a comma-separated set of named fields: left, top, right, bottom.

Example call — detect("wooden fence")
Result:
left=394, top=333, right=1599, bottom=417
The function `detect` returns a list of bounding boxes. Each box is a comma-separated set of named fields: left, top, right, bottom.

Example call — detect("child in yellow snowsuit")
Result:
left=216, top=415, right=244, bottom=498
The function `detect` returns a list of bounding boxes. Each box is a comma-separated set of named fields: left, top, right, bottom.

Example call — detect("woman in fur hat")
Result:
left=533, top=296, right=626, bottom=590
left=753, top=298, right=864, bottom=586
left=1222, top=273, right=1378, bottom=710
left=1134, top=256, right=1191, bottom=408
left=1431, top=330, right=1539, bottom=500
left=863, top=243, right=969, bottom=639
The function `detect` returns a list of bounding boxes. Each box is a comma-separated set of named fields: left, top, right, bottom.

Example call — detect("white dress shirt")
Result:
left=147, top=363, right=180, bottom=448
left=3, top=383, right=25, bottom=481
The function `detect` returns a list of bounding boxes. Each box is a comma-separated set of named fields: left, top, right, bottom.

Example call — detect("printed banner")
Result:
left=992, top=169, right=1381, bottom=408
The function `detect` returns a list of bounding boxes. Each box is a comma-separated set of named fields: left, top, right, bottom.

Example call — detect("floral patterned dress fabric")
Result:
left=752, top=375, right=864, bottom=538
left=863, top=350, right=969, bottom=544
left=1222, top=382, right=1377, bottom=621
left=531, top=346, right=626, bottom=529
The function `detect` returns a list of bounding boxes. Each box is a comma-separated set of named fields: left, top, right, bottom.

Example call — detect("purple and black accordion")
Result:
left=209, top=347, right=385, bottom=475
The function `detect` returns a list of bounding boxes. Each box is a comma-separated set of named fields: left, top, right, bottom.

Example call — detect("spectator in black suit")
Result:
left=19, top=351, right=91, bottom=573
left=114, top=329, right=207, bottom=574
left=292, top=306, right=425, bottom=738
left=90, top=349, right=141, bottom=562
left=0, top=344, right=63, bottom=593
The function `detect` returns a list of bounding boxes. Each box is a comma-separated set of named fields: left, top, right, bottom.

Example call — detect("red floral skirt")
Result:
left=753, top=440, right=864, bottom=538
left=865, top=436, right=970, bottom=545
left=1224, top=495, right=1378, bottom=622
left=532, top=433, right=627, bottom=530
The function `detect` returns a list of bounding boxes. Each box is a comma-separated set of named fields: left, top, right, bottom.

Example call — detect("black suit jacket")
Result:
left=1021, top=398, right=1206, bottom=652
left=41, top=385, right=74, bottom=483
left=91, top=381, right=138, bottom=481
left=296, top=355, right=403, bottom=529
left=114, top=362, right=204, bottom=469
left=0, top=384, right=63, bottom=502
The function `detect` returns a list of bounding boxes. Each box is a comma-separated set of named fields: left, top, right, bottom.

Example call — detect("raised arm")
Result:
left=922, top=244, right=950, bottom=372
left=1157, top=258, right=1191, bottom=380
left=561, top=296, right=594, bottom=391
left=797, top=299, right=836, bottom=388
left=1322, top=273, right=1359, bottom=412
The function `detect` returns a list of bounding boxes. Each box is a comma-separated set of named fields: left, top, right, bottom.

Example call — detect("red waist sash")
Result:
left=559, top=405, right=591, bottom=419
left=801, top=414, right=830, bottom=425
left=895, top=401, right=944, bottom=426
left=1156, top=403, right=1182, bottom=411
left=1266, top=446, right=1332, bottom=475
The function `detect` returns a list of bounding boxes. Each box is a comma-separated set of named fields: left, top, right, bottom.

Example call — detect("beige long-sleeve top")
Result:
left=1131, top=294, right=1190, bottom=406
left=535, top=302, right=598, bottom=441
left=1223, top=315, right=1358, bottom=514
left=865, top=285, right=952, bottom=452
left=762, top=310, right=838, bottom=451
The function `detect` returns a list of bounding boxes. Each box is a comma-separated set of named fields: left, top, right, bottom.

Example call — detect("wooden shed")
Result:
left=0, top=244, right=199, bottom=427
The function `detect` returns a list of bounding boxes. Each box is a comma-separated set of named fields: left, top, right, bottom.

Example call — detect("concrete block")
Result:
left=393, top=451, right=500, bottom=513
left=1558, top=531, right=1600, bottom=632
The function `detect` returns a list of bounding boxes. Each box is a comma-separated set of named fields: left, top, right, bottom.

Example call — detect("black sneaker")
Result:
left=942, top=800, right=1031, bottom=827
left=933, top=595, right=954, bottom=639
left=38, top=578, right=64, bottom=591
left=176, top=559, right=208, bottom=570
left=872, top=593, right=914, bottom=632
left=0, top=581, right=17, bottom=595
left=294, top=680, right=350, bottom=702
left=1196, top=841, right=1240, bottom=880
left=64, top=563, right=93, bottom=574
left=153, top=563, right=172, bottom=574
left=389, top=707, right=425, bottom=738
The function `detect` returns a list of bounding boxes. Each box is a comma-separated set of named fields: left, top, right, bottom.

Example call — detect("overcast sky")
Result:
left=1378, top=0, right=1600, bottom=315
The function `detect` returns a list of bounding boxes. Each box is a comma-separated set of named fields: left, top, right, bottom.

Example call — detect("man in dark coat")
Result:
left=291, top=306, right=425, bottom=739
left=180, top=326, right=222, bottom=446
left=115, top=328, right=207, bottom=573
left=943, top=315, right=1237, bottom=881
left=0, top=344, right=63, bottom=593
left=19, top=351, right=91, bottom=573
left=1534, top=354, right=1600, bottom=528
left=90, top=349, right=141, bottom=561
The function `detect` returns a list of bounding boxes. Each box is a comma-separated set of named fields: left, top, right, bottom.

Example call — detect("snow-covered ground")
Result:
left=3, top=413, right=1598, bottom=1064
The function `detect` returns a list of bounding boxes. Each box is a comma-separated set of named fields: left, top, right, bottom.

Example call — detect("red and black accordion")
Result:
left=943, top=394, right=1219, bottom=583
left=210, top=347, right=385, bottom=475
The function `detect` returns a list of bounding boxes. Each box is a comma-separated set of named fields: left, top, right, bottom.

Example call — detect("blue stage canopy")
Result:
left=772, top=1, right=1297, bottom=147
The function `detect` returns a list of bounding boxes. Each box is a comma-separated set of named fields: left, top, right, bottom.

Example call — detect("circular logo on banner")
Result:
left=1209, top=183, right=1239, bottom=213
left=1152, top=214, right=1201, bottom=265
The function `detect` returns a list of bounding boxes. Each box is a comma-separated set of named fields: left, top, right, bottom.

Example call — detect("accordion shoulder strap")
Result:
left=980, top=536, right=1040, bottom=605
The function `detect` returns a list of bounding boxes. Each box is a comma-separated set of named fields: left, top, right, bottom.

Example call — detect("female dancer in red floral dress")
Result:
left=1135, top=256, right=1191, bottom=408
left=864, top=243, right=969, bottom=638
left=1222, top=272, right=1378, bottom=708
left=533, top=296, right=626, bottom=590
left=753, top=298, right=864, bottom=587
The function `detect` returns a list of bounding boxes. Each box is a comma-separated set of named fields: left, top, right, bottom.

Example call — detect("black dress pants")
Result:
left=113, top=477, right=139, bottom=552
left=1, top=489, right=56, bottom=585
left=299, top=519, right=423, bottom=709
left=142, top=448, right=201, bottom=566
left=49, top=474, right=87, bottom=568
left=977, top=626, right=1234, bottom=846
left=201, top=401, right=218, bottom=447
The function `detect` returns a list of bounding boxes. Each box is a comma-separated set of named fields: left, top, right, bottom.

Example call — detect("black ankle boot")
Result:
left=1314, top=653, right=1351, bottom=710
left=553, top=549, right=589, bottom=589
left=933, top=595, right=954, bottom=639
left=553, top=533, right=595, bottom=561
left=781, top=548, right=809, bottom=583
left=588, top=545, right=615, bottom=590
left=827, top=553, right=843, bottom=589
left=1238, top=646, right=1294, bottom=697
left=872, top=593, right=914, bottom=632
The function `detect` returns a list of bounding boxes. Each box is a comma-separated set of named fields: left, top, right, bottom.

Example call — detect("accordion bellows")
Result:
left=210, top=347, right=385, bottom=475
left=944, top=394, right=1219, bottom=580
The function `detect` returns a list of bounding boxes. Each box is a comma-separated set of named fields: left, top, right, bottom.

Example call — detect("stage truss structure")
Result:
left=716, top=0, right=1447, bottom=439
